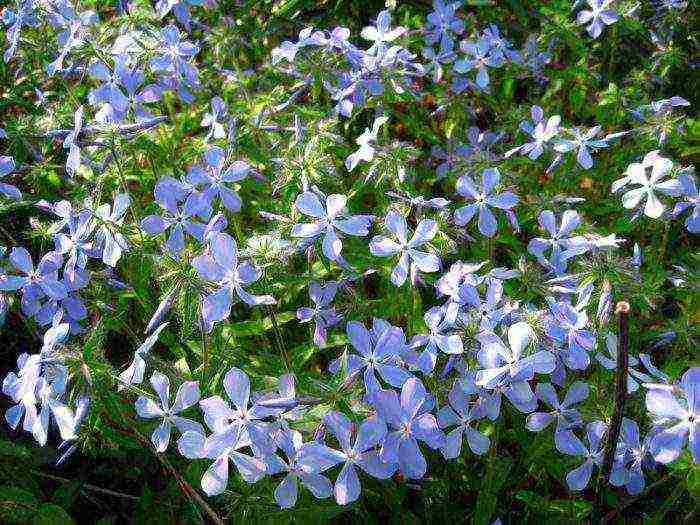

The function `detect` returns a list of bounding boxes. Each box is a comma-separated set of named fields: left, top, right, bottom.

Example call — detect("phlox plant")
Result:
left=0, top=0, right=697, bottom=523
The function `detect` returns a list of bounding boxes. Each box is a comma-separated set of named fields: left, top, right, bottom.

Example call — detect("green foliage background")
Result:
left=0, top=0, right=698, bottom=523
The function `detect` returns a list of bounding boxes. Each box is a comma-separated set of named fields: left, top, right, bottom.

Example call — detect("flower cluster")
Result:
left=0, top=0, right=696, bottom=518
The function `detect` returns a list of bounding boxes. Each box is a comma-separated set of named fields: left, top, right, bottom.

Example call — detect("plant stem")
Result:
left=267, top=305, right=290, bottom=371
left=100, top=408, right=224, bottom=525
left=601, top=473, right=674, bottom=523
left=659, top=221, right=670, bottom=262
left=31, top=470, right=140, bottom=502
left=596, top=301, right=630, bottom=520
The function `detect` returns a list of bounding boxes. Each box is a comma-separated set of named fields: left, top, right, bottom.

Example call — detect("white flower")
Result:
left=345, top=115, right=388, bottom=172
left=612, top=151, right=682, bottom=219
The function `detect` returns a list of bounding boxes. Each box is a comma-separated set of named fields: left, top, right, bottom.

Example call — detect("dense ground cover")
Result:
left=0, top=0, right=698, bottom=523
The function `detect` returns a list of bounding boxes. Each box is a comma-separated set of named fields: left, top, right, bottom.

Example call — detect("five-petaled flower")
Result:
left=577, top=0, right=619, bottom=39
left=298, top=411, right=396, bottom=505
left=453, top=168, right=518, bottom=238
left=612, top=151, right=682, bottom=219
left=135, top=371, right=203, bottom=452
left=369, top=210, right=441, bottom=286
left=373, top=378, right=446, bottom=479
left=290, top=191, right=373, bottom=264
left=192, top=233, right=275, bottom=331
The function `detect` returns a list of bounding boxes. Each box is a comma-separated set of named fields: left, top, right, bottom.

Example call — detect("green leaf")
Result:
left=0, top=486, right=39, bottom=523
left=0, top=439, right=33, bottom=460
left=222, top=311, right=296, bottom=337
left=474, top=456, right=513, bottom=525
left=688, top=466, right=700, bottom=501
left=32, top=504, right=74, bottom=525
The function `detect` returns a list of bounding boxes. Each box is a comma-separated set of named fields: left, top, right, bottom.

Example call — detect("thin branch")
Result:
left=31, top=470, right=140, bottom=502
left=596, top=301, right=631, bottom=519
left=36, top=116, right=168, bottom=140
left=99, top=410, right=225, bottom=525
left=602, top=473, right=673, bottom=523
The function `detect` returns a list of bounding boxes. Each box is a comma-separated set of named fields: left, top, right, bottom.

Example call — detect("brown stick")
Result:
left=148, top=440, right=226, bottom=525
left=32, top=470, right=140, bottom=501
left=596, top=301, right=630, bottom=520
left=602, top=474, right=672, bottom=523
left=100, top=410, right=224, bottom=525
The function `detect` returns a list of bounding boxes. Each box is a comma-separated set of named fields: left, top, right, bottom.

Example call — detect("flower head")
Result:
left=373, top=378, right=446, bottom=479
left=612, top=151, right=682, bottom=219
left=437, top=380, right=490, bottom=458
left=290, top=191, right=373, bottom=264
left=298, top=412, right=394, bottom=505
left=556, top=420, right=607, bottom=490
left=645, top=367, right=699, bottom=464
left=297, top=281, right=342, bottom=347
left=192, top=233, right=275, bottom=331
left=454, top=168, right=518, bottom=238
left=577, top=1, right=619, bottom=39
left=135, top=371, right=203, bottom=452
left=369, top=211, right=441, bottom=286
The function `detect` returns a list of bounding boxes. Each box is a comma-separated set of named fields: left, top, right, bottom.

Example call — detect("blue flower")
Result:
left=671, top=170, right=699, bottom=233
left=296, top=281, right=342, bottom=347
left=192, top=233, right=276, bottom=331
left=0, top=248, right=68, bottom=314
left=555, top=421, right=607, bottom=490
left=373, top=378, right=446, bottom=479
left=331, top=320, right=410, bottom=397
left=475, top=322, right=555, bottom=388
left=141, top=198, right=207, bottom=257
left=62, top=106, right=84, bottom=177
left=135, top=371, right=203, bottom=452
left=527, top=210, right=590, bottom=274
left=45, top=5, right=97, bottom=75
left=298, top=412, right=395, bottom=505
left=645, top=367, right=699, bottom=464
left=545, top=299, right=596, bottom=370
left=422, top=36, right=457, bottom=83
left=506, top=105, right=560, bottom=160
left=577, top=1, right=619, bottom=39
left=525, top=381, right=588, bottom=433
left=454, top=39, right=504, bottom=89
left=610, top=418, right=662, bottom=495
left=345, top=115, right=388, bottom=172
left=2, top=1, right=40, bottom=63
left=118, top=323, right=170, bottom=389
left=425, top=1, right=464, bottom=48
left=290, top=191, right=373, bottom=263
left=0, top=156, right=21, bottom=200
left=177, top=424, right=267, bottom=496
left=187, top=146, right=250, bottom=214
left=553, top=126, right=610, bottom=169
left=149, top=25, right=200, bottom=102
left=437, top=380, right=490, bottom=458
left=454, top=168, right=518, bottom=238
left=265, top=429, right=333, bottom=508
left=93, top=194, right=131, bottom=267
left=481, top=24, right=521, bottom=63
left=198, top=367, right=280, bottom=454
left=369, top=210, right=441, bottom=287
left=201, top=97, right=227, bottom=142
left=155, top=0, right=203, bottom=32
left=407, top=306, right=463, bottom=374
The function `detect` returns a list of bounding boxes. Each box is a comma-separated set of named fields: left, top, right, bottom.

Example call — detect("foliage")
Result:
left=0, top=0, right=698, bottom=523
